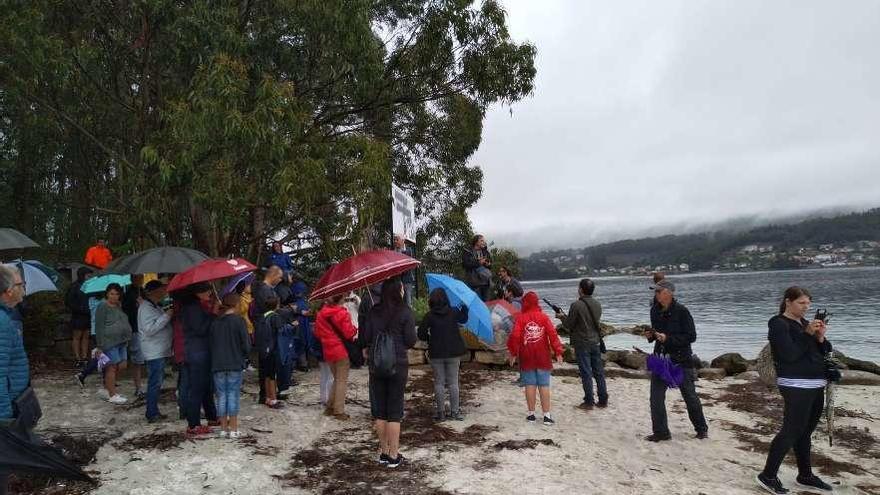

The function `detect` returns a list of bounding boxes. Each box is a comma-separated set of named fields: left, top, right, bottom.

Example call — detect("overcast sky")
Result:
left=468, top=0, right=880, bottom=254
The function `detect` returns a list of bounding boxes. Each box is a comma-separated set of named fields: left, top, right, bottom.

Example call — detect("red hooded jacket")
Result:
left=507, top=292, right=564, bottom=371
left=314, top=304, right=358, bottom=363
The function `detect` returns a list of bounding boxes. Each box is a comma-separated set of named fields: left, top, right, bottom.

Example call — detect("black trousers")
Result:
left=185, top=354, right=217, bottom=428
left=370, top=365, right=409, bottom=422
left=762, top=386, right=824, bottom=478
left=650, top=367, right=708, bottom=435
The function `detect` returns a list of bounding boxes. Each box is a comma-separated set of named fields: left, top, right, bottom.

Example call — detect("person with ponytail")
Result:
left=360, top=278, right=417, bottom=468
left=756, top=287, right=834, bottom=494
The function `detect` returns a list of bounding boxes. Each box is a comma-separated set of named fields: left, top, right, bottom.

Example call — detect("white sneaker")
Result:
left=219, top=431, right=229, bottom=438
left=97, top=388, right=110, bottom=400
left=229, top=431, right=242, bottom=439
left=108, top=394, right=128, bottom=404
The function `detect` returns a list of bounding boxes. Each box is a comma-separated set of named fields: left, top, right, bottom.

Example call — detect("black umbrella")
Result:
left=104, top=246, right=209, bottom=274
left=0, top=428, right=93, bottom=482
left=0, top=228, right=39, bottom=250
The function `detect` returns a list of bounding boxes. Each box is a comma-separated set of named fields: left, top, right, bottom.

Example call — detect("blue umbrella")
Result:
left=426, top=273, right=493, bottom=343
left=220, top=271, right=255, bottom=298
left=81, top=273, right=132, bottom=295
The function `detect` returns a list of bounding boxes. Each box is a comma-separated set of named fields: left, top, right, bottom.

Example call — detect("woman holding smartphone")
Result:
left=756, top=287, right=833, bottom=494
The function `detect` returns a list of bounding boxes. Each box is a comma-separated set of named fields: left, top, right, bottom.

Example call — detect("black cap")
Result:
left=650, top=280, right=675, bottom=293
left=144, top=280, right=167, bottom=293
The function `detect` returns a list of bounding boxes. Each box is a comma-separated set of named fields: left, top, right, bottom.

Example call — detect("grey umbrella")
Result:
left=0, top=228, right=39, bottom=250
left=103, top=246, right=209, bottom=274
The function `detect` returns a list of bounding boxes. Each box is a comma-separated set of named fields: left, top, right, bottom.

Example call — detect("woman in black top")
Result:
left=417, top=288, right=468, bottom=421
left=757, top=287, right=833, bottom=495
left=360, top=278, right=417, bottom=468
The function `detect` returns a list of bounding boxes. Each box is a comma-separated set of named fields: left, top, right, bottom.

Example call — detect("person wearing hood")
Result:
left=417, top=288, right=468, bottom=421
left=268, top=242, right=294, bottom=273
left=314, top=293, right=358, bottom=419
left=507, top=291, right=564, bottom=426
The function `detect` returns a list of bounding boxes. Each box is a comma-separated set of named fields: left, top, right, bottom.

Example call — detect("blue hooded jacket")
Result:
left=1, top=304, right=30, bottom=419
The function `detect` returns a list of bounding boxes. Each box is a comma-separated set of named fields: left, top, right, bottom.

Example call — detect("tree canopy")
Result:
left=0, top=0, right=535, bottom=272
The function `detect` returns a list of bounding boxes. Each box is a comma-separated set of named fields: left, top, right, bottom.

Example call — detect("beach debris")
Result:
left=492, top=438, right=558, bottom=451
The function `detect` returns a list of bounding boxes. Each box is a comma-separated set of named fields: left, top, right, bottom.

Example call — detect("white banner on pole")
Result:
left=391, top=183, right=416, bottom=243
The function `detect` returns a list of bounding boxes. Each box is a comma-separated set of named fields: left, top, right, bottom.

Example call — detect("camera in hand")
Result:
left=815, top=308, right=832, bottom=323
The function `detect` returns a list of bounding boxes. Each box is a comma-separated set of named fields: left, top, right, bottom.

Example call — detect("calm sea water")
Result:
left=524, top=266, right=880, bottom=363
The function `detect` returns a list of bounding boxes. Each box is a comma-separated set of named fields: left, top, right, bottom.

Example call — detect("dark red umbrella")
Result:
left=309, top=250, right=420, bottom=301
left=167, top=257, right=257, bottom=292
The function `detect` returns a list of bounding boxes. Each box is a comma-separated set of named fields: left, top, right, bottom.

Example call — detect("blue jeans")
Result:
left=403, top=282, right=414, bottom=306
left=575, top=344, right=608, bottom=405
left=104, top=344, right=128, bottom=365
left=145, top=358, right=165, bottom=420
left=430, top=357, right=460, bottom=415
left=213, top=371, right=243, bottom=417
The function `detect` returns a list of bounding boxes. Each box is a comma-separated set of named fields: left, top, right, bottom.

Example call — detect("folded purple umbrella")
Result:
left=220, top=271, right=255, bottom=298
left=647, top=354, right=685, bottom=388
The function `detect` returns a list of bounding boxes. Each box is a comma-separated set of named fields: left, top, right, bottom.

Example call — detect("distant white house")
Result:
left=741, top=244, right=774, bottom=253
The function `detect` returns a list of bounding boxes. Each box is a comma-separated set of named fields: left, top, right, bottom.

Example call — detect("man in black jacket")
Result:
left=645, top=280, right=708, bottom=442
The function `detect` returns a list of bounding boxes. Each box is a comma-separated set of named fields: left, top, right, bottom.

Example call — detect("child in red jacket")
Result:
left=507, top=291, right=564, bottom=426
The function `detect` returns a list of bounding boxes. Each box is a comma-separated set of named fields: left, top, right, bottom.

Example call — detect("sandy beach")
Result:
left=11, top=360, right=880, bottom=495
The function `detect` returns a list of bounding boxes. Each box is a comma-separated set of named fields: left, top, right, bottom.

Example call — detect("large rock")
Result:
left=474, top=350, right=509, bottom=366
left=617, top=350, right=647, bottom=370
left=840, top=370, right=880, bottom=386
left=756, top=344, right=777, bottom=386
left=605, top=367, right=650, bottom=380
left=734, top=371, right=760, bottom=381
left=563, top=345, right=577, bottom=364
left=833, top=351, right=880, bottom=375
left=602, top=350, right=622, bottom=364
left=710, top=353, right=750, bottom=376
left=697, top=368, right=727, bottom=380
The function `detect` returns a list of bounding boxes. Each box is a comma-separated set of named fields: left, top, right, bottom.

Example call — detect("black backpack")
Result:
left=370, top=310, right=400, bottom=378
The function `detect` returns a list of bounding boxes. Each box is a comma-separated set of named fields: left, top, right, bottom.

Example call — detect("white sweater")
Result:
left=137, top=300, right=173, bottom=360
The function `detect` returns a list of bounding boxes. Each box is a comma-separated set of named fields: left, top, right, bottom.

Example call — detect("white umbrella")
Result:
left=4, top=261, right=58, bottom=296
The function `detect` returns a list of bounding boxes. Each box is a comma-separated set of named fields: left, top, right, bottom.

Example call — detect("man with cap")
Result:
left=644, top=279, right=708, bottom=442
left=138, top=280, right=174, bottom=423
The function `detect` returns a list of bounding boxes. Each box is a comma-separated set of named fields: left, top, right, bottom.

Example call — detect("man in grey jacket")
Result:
left=138, top=280, right=173, bottom=423
left=556, top=278, right=608, bottom=410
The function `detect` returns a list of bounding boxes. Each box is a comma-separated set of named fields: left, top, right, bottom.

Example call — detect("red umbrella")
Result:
left=167, top=257, right=258, bottom=292
left=309, top=250, right=420, bottom=301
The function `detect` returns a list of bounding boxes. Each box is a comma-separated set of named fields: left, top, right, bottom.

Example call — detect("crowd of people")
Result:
left=0, top=235, right=840, bottom=493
